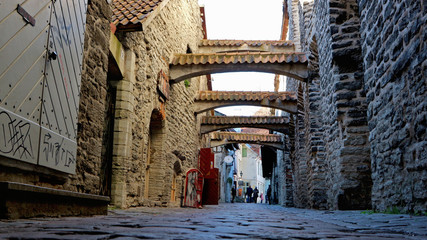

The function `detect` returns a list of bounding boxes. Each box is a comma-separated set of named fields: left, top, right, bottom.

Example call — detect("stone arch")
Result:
left=145, top=109, right=167, bottom=203
left=211, top=141, right=284, bottom=150
left=170, top=61, right=308, bottom=83
left=201, top=125, right=289, bottom=135
left=195, top=102, right=297, bottom=115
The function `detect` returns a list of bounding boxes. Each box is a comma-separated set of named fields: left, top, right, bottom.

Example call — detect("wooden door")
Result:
left=0, top=0, right=88, bottom=174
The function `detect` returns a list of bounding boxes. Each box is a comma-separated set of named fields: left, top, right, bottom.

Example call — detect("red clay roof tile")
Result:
left=196, top=91, right=297, bottom=102
left=112, top=0, right=163, bottom=27
left=171, top=52, right=307, bottom=66
left=201, top=116, right=289, bottom=125
left=210, top=132, right=282, bottom=143
left=200, top=40, right=294, bottom=47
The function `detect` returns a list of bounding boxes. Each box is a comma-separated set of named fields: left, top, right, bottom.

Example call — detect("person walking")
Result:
left=246, top=186, right=253, bottom=203
left=253, top=187, right=259, bottom=203
left=231, top=186, right=236, bottom=203
left=266, top=185, right=272, bottom=205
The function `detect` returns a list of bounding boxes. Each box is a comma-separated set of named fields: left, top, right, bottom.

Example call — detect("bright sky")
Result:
left=198, top=0, right=283, bottom=116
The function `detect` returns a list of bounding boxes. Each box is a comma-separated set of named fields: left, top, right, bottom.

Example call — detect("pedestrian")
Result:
left=253, top=187, right=259, bottom=203
left=246, top=186, right=253, bottom=203
left=266, top=185, right=272, bottom=205
left=231, top=186, right=236, bottom=203
left=260, top=193, right=264, bottom=203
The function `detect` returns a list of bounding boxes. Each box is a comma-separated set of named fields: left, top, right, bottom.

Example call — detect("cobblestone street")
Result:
left=0, top=203, right=426, bottom=239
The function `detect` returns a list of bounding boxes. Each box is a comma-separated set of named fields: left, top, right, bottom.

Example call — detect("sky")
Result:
left=198, top=0, right=284, bottom=116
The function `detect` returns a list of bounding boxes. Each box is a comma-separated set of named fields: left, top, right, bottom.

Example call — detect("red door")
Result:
left=199, top=148, right=219, bottom=205
left=202, top=168, right=219, bottom=205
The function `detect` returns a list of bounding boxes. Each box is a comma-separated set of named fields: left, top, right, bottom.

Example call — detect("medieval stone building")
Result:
left=282, top=0, right=425, bottom=213
left=0, top=0, right=209, bottom=218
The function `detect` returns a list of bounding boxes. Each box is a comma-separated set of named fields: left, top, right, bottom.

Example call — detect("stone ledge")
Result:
left=0, top=182, right=110, bottom=219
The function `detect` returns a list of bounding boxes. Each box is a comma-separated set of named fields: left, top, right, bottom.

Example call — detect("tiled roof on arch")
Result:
left=111, top=0, right=163, bottom=27
left=200, top=39, right=294, bottom=47
left=201, top=116, right=289, bottom=125
left=196, top=91, right=296, bottom=102
left=210, top=132, right=283, bottom=143
left=170, top=52, right=307, bottom=66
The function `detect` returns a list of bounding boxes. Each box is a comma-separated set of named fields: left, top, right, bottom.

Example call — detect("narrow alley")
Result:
left=1, top=204, right=426, bottom=239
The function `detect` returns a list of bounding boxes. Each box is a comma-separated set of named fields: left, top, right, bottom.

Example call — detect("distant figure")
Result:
left=253, top=187, right=259, bottom=203
left=246, top=186, right=253, bottom=203
left=266, top=185, right=272, bottom=205
left=260, top=193, right=264, bottom=203
left=231, top=186, right=236, bottom=203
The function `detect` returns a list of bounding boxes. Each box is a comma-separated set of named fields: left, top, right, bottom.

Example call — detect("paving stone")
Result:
left=0, top=204, right=426, bottom=239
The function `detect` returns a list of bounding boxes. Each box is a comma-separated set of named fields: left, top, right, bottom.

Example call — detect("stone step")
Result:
left=0, top=181, right=110, bottom=219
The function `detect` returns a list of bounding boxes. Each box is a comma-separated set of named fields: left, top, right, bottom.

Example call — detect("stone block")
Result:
left=0, top=182, right=109, bottom=219
left=115, top=100, right=134, bottom=112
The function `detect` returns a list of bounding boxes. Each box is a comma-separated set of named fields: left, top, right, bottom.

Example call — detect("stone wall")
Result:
left=287, top=0, right=371, bottom=210
left=116, top=0, right=205, bottom=207
left=69, top=0, right=112, bottom=194
left=358, top=0, right=426, bottom=213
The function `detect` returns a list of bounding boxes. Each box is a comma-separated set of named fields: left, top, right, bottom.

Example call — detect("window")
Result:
left=242, top=147, right=247, bottom=157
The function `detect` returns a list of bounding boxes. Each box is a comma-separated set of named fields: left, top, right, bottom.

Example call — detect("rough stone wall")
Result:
left=286, top=0, right=309, bottom=209
left=277, top=147, right=294, bottom=207
left=311, top=0, right=371, bottom=210
left=287, top=0, right=371, bottom=210
left=69, top=0, right=112, bottom=194
left=117, top=0, right=204, bottom=207
left=358, top=0, right=426, bottom=213
left=300, top=0, right=328, bottom=210
left=0, top=0, right=112, bottom=195
left=67, top=0, right=112, bottom=194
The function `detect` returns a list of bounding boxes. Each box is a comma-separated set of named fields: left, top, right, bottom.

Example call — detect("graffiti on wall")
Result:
left=0, top=110, right=36, bottom=161
left=184, top=169, right=204, bottom=208
left=42, top=133, right=75, bottom=167
left=38, top=128, right=76, bottom=173
left=0, top=108, right=76, bottom=173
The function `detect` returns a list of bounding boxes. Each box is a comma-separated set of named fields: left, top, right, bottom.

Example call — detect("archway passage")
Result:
left=146, top=110, right=166, bottom=203
left=169, top=52, right=308, bottom=83
left=195, top=91, right=297, bottom=114
left=210, top=132, right=284, bottom=150
left=201, top=116, right=291, bottom=134
left=198, top=40, right=295, bottom=53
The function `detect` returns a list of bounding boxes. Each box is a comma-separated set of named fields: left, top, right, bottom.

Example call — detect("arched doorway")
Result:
left=145, top=109, right=166, bottom=204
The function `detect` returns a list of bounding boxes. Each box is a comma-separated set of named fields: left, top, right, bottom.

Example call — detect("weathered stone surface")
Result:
left=114, top=0, right=206, bottom=208
left=359, top=0, right=427, bottom=213
left=1, top=204, right=426, bottom=239
left=285, top=0, right=371, bottom=210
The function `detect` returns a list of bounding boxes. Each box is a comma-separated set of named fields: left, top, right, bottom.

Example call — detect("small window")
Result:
left=242, top=147, right=247, bottom=157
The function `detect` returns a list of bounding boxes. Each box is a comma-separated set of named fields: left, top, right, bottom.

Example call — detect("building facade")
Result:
left=0, top=0, right=209, bottom=217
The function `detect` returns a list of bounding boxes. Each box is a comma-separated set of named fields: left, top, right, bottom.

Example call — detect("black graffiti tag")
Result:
left=42, top=133, right=75, bottom=168
left=0, top=111, right=34, bottom=159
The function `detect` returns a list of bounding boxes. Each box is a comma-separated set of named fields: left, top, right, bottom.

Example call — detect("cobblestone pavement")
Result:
left=0, top=203, right=426, bottom=239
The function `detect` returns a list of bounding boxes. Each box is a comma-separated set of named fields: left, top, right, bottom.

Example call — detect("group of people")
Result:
left=231, top=185, right=272, bottom=204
